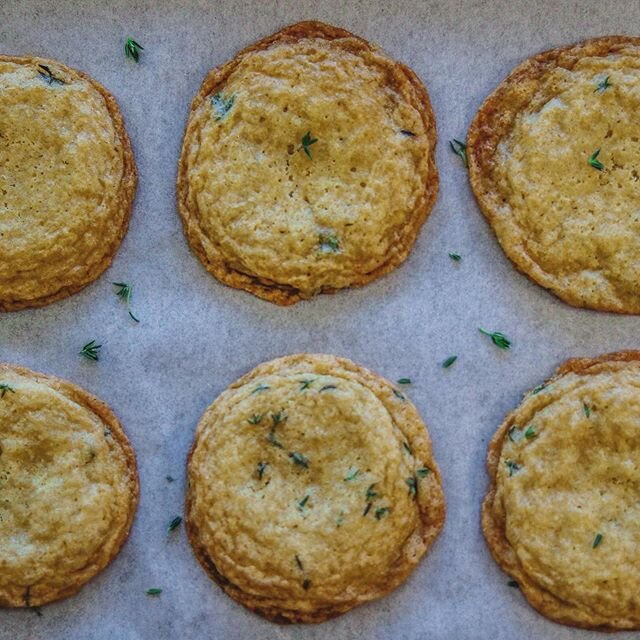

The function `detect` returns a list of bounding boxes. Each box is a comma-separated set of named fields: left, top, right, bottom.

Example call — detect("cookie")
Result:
left=185, top=354, right=445, bottom=622
left=0, top=56, right=136, bottom=311
left=467, top=37, right=640, bottom=314
left=482, top=351, right=640, bottom=630
left=0, top=364, right=138, bottom=607
left=177, top=21, right=438, bottom=305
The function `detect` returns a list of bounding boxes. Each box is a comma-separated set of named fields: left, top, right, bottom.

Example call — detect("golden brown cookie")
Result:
left=185, top=354, right=445, bottom=623
left=482, top=351, right=640, bottom=630
left=177, top=21, right=438, bottom=305
left=0, top=364, right=138, bottom=607
left=468, top=37, right=640, bottom=314
left=0, top=56, right=136, bottom=311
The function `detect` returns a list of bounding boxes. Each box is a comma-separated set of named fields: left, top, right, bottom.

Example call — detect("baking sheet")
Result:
left=1, top=0, right=640, bottom=638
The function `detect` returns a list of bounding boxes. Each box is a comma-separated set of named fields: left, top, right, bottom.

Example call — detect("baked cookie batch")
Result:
left=1, top=20, right=639, bottom=630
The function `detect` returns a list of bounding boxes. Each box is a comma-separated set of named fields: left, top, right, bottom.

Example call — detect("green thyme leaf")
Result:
left=112, top=282, right=139, bottom=322
left=393, top=389, right=405, bottom=400
left=211, top=92, right=235, bottom=121
left=449, top=138, right=467, bottom=166
left=302, top=579, right=311, bottom=590
left=531, top=384, right=546, bottom=395
left=478, top=328, right=511, bottom=350
left=448, top=253, right=462, bottom=262
left=595, top=76, right=612, bottom=92
left=583, top=403, right=592, bottom=418
left=588, top=148, right=604, bottom=171
left=505, top=460, right=521, bottom=476
left=400, top=129, right=416, bottom=137
left=297, top=494, right=310, bottom=511
left=251, top=383, right=270, bottom=394
left=271, top=411, right=287, bottom=426
left=79, top=340, right=101, bottom=361
left=344, top=468, right=360, bottom=482
left=508, top=426, right=519, bottom=442
left=397, top=378, right=412, bottom=385
left=318, top=232, right=340, bottom=253
left=299, top=379, right=314, bottom=391
left=300, top=130, right=318, bottom=159
left=124, top=37, right=144, bottom=63
left=363, top=502, right=372, bottom=516
left=167, top=516, right=182, bottom=533
left=442, top=355, right=457, bottom=368
left=403, top=441, right=413, bottom=455
left=417, top=467, right=430, bottom=478
left=365, top=484, right=379, bottom=501
left=289, top=452, right=309, bottom=468
left=37, top=64, right=64, bottom=85
left=166, top=475, right=174, bottom=482
left=256, top=461, right=268, bottom=480
left=0, top=384, right=15, bottom=398
left=592, top=533, right=603, bottom=548
left=375, top=507, right=390, bottom=520
left=320, top=384, right=337, bottom=392
left=248, top=414, right=263, bottom=425
left=266, top=430, right=283, bottom=449
left=507, top=580, right=519, bottom=588
left=295, top=554, right=304, bottom=571
left=524, top=425, right=537, bottom=440
left=406, top=476, right=418, bottom=497
left=146, top=588, right=162, bottom=596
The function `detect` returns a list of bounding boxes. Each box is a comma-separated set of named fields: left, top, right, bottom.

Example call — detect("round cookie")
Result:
left=482, top=351, right=640, bottom=630
left=177, top=21, right=439, bottom=305
left=185, top=354, right=445, bottom=623
left=0, top=56, right=136, bottom=311
left=0, top=364, right=138, bottom=607
left=467, top=37, right=640, bottom=314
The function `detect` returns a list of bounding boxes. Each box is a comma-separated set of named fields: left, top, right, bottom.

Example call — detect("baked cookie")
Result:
left=185, top=354, right=444, bottom=622
left=0, top=56, right=136, bottom=311
left=177, top=21, right=438, bottom=305
left=482, top=351, right=640, bottom=630
left=0, top=364, right=138, bottom=607
left=467, top=37, right=640, bottom=314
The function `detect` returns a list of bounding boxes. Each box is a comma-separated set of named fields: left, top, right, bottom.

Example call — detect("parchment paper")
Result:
left=1, top=1, right=639, bottom=638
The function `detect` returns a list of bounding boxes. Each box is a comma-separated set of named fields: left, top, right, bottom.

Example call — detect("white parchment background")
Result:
left=1, top=1, right=639, bottom=638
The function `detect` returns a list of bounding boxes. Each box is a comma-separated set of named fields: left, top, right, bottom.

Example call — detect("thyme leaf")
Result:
left=248, top=414, right=263, bottom=425
left=289, top=452, right=309, bottom=468
left=146, top=588, right=162, bottom=596
left=505, top=460, right=521, bottom=476
left=375, top=507, right=390, bottom=520
left=344, top=468, right=360, bottom=481
left=297, top=494, right=310, bottom=511
left=37, top=64, right=64, bottom=85
left=256, top=461, right=268, bottom=480
left=417, top=468, right=430, bottom=478
left=406, top=476, right=418, bottom=497
left=0, top=384, right=15, bottom=398
left=211, top=93, right=235, bottom=121
left=524, top=425, right=536, bottom=440
left=300, top=130, right=318, bottom=159
left=592, top=533, right=603, bottom=548
left=449, top=138, right=467, bottom=166
left=448, top=252, right=462, bottom=262
left=318, top=232, right=340, bottom=253
left=588, top=148, right=604, bottom=171
left=167, top=516, right=182, bottom=533
left=595, top=76, right=612, bottom=92
left=80, top=340, right=101, bottom=362
left=124, top=38, right=144, bottom=63
left=442, top=355, right=457, bottom=368
left=478, top=328, right=511, bottom=350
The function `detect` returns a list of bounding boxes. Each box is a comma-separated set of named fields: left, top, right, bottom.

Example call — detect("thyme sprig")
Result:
left=449, top=138, right=467, bottom=166
left=37, top=64, right=64, bottom=85
left=478, top=328, right=511, bottom=350
left=112, top=282, right=139, bottom=322
left=300, top=131, right=318, bottom=159
left=595, top=76, right=612, bottom=92
left=124, top=37, right=144, bottom=63
left=588, top=148, right=604, bottom=171
left=0, top=384, right=15, bottom=398
left=80, top=340, right=102, bottom=361
left=211, top=93, right=235, bottom=121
